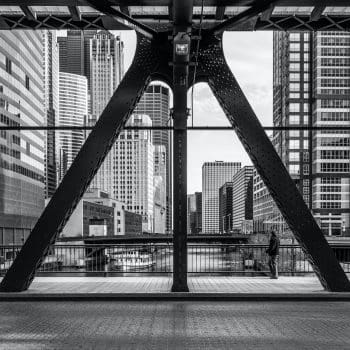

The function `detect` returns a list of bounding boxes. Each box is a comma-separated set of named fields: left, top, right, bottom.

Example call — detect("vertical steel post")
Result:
left=171, top=0, right=193, bottom=292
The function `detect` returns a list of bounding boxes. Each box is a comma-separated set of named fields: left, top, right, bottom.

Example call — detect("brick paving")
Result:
left=0, top=301, right=349, bottom=349
left=9, top=276, right=325, bottom=294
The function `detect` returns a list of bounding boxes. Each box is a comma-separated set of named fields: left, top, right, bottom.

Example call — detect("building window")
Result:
left=5, top=57, right=12, bottom=74
left=289, top=103, right=300, bottom=112
left=289, top=115, right=300, bottom=124
left=289, top=164, right=300, bottom=174
left=303, top=164, right=309, bottom=175
left=289, top=152, right=300, bottom=162
left=289, top=140, right=300, bottom=149
left=25, top=75, right=30, bottom=90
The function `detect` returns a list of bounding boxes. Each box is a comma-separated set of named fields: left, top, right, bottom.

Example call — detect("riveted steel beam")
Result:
left=170, top=0, right=193, bottom=293
left=86, top=0, right=157, bottom=38
left=211, top=0, right=277, bottom=34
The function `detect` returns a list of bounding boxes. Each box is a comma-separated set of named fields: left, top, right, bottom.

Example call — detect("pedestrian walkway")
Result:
left=1, top=276, right=350, bottom=300
left=0, top=300, right=349, bottom=349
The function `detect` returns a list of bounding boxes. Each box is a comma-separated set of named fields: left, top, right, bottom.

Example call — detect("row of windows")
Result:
left=320, top=202, right=341, bottom=209
left=320, top=150, right=350, bottom=160
left=321, top=68, right=350, bottom=77
left=289, top=103, right=309, bottom=112
left=320, top=112, right=350, bottom=121
left=320, top=78, right=350, bottom=87
left=320, top=37, right=350, bottom=46
left=321, top=177, right=341, bottom=184
left=320, top=163, right=350, bottom=172
left=321, top=48, right=350, bottom=56
left=289, top=73, right=309, bottom=82
left=0, top=143, right=20, bottom=159
left=289, top=53, right=309, bottom=61
left=5, top=57, right=30, bottom=91
left=288, top=164, right=309, bottom=175
left=320, top=58, right=350, bottom=66
left=0, top=113, right=20, bottom=127
left=320, top=194, right=342, bottom=201
left=318, top=89, right=350, bottom=96
left=320, top=138, right=350, bottom=146
left=0, top=158, right=44, bottom=182
left=319, top=186, right=342, bottom=192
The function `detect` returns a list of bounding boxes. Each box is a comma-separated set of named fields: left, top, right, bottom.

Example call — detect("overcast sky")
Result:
left=117, top=31, right=273, bottom=194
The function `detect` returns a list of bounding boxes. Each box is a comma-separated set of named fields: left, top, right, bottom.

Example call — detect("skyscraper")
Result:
left=218, top=182, right=234, bottom=233
left=88, top=31, right=124, bottom=195
left=153, top=145, right=167, bottom=233
left=43, top=30, right=59, bottom=199
left=57, top=30, right=97, bottom=87
left=134, top=84, right=172, bottom=233
left=58, top=72, right=88, bottom=181
left=187, top=192, right=202, bottom=234
left=202, top=161, right=241, bottom=233
left=113, top=115, right=154, bottom=232
left=261, top=31, right=350, bottom=236
left=0, top=31, right=45, bottom=243
left=231, top=166, right=254, bottom=232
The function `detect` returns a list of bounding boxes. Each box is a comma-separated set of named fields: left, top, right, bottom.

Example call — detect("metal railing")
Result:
left=0, top=243, right=349, bottom=276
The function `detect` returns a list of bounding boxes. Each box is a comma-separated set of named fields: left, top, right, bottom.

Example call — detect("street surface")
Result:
left=0, top=301, right=349, bottom=349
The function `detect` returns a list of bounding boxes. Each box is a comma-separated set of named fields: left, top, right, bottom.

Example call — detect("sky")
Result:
left=116, top=31, right=273, bottom=194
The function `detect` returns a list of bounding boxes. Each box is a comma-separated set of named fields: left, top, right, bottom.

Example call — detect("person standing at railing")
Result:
left=266, top=230, right=280, bottom=279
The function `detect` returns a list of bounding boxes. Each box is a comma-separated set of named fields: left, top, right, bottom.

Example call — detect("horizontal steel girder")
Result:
left=193, top=32, right=350, bottom=292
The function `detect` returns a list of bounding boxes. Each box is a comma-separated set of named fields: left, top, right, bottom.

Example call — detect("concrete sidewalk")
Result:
left=1, top=276, right=350, bottom=301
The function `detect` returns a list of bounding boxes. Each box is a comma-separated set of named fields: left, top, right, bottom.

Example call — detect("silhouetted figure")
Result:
left=266, top=231, right=280, bottom=279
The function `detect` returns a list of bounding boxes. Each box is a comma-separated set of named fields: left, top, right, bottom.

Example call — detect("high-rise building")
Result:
left=57, top=30, right=97, bottom=87
left=187, top=192, right=202, bottom=234
left=153, top=145, right=167, bottom=233
left=218, top=182, right=233, bottom=233
left=113, top=115, right=154, bottom=232
left=202, top=161, right=241, bottom=233
left=261, top=31, right=350, bottom=236
left=88, top=31, right=124, bottom=195
left=134, top=84, right=172, bottom=233
left=58, top=72, right=88, bottom=181
left=231, top=166, right=254, bottom=233
left=0, top=31, right=45, bottom=243
left=43, top=31, right=59, bottom=199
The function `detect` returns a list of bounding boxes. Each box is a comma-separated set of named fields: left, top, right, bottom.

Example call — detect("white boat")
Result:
left=111, top=250, right=155, bottom=271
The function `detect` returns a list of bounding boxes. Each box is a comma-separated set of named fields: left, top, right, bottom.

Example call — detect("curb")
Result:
left=1, top=292, right=350, bottom=302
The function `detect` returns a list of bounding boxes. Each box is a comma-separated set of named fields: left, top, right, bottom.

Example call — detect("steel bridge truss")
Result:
left=1, top=1, right=350, bottom=293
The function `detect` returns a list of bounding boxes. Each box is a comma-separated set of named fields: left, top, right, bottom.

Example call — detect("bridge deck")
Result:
left=3, top=276, right=350, bottom=300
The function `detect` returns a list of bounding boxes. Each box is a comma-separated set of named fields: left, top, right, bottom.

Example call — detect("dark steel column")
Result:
left=171, top=0, right=193, bottom=292
left=0, top=36, right=159, bottom=292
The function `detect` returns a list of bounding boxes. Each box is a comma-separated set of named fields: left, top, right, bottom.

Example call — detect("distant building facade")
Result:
left=43, top=30, right=59, bottom=199
left=88, top=31, right=124, bottom=196
left=231, top=166, right=254, bottom=233
left=187, top=192, right=202, bottom=234
left=269, top=31, right=350, bottom=236
left=134, top=84, right=172, bottom=233
left=202, top=161, right=241, bottom=233
left=58, top=72, right=88, bottom=181
left=60, top=189, right=142, bottom=237
left=113, top=115, right=154, bottom=232
left=153, top=145, right=167, bottom=233
left=219, top=182, right=234, bottom=234
left=0, top=31, right=45, bottom=243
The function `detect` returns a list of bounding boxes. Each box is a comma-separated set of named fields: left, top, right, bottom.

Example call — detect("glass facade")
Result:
left=256, top=31, right=350, bottom=236
left=0, top=31, right=45, bottom=241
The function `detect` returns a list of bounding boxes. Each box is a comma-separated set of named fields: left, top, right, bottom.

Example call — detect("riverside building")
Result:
left=0, top=31, right=45, bottom=243
left=202, top=161, right=241, bottom=233
left=255, top=31, right=350, bottom=236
